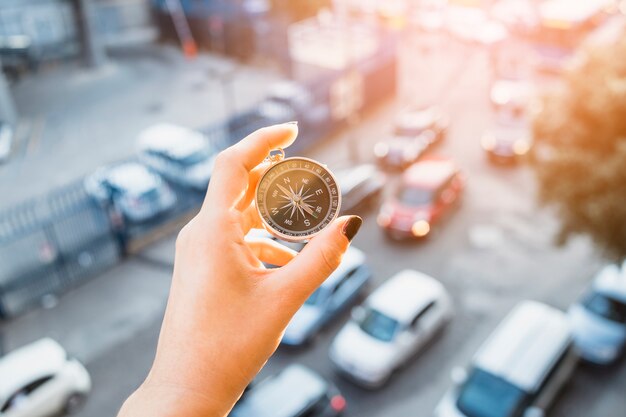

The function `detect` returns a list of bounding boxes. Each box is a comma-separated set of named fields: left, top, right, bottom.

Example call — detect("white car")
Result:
left=84, top=162, right=177, bottom=222
left=329, top=269, right=453, bottom=388
left=0, top=122, right=14, bottom=163
left=137, top=123, right=218, bottom=190
left=435, top=301, right=579, bottom=417
left=0, top=338, right=91, bottom=417
left=569, top=261, right=626, bottom=364
left=490, top=78, right=533, bottom=114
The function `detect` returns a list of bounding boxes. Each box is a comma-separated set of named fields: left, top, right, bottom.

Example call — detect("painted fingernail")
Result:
left=342, top=216, right=362, bottom=242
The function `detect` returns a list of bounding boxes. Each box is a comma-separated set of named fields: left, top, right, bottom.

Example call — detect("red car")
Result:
left=377, top=157, right=464, bottom=239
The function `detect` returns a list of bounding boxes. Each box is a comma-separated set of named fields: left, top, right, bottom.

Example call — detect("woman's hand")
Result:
left=118, top=123, right=362, bottom=417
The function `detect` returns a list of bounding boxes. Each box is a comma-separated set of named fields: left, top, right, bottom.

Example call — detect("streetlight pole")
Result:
left=75, top=0, right=106, bottom=68
left=0, top=60, right=17, bottom=125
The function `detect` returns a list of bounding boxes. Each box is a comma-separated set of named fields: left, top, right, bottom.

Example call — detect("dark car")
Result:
left=374, top=134, right=432, bottom=170
left=377, top=157, right=464, bottom=240
left=394, top=105, right=450, bottom=141
left=230, top=365, right=346, bottom=417
left=481, top=119, right=531, bottom=164
left=335, top=164, right=386, bottom=213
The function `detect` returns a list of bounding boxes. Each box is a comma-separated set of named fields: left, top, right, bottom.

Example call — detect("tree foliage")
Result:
left=531, top=35, right=626, bottom=259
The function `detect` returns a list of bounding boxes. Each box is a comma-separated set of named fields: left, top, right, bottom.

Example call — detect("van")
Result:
left=435, top=301, right=579, bottom=417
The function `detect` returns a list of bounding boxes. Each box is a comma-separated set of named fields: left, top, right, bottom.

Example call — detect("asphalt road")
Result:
left=1, top=32, right=624, bottom=417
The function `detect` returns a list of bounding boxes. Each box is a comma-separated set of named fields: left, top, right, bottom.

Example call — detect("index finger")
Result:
left=205, top=123, right=298, bottom=210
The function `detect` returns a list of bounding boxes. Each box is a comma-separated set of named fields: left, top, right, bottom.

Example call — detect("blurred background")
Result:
left=0, top=0, right=625, bottom=416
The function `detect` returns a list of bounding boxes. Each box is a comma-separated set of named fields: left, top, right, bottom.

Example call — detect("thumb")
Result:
left=272, top=215, right=363, bottom=308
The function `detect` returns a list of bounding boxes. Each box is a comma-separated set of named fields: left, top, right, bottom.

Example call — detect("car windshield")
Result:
left=457, top=369, right=528, bottom=417
left=177, top=147, right=213, bottom=167
left=358, top=308, right=399, bottom=342
left=397, top=186, right=433, bottom=206
left=305, top=288, right=322, bottom=306
left=583, top=292, right=626, bottom=324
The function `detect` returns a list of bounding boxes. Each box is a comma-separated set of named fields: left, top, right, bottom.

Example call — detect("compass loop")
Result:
left=265, top=148, right=285, bottom=165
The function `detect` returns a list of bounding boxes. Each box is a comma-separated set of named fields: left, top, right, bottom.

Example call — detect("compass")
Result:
left=256, top=150, right=341, bottom=242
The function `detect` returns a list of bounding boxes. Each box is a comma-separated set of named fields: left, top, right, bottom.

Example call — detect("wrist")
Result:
left=119, top=381, right=231, bottom=417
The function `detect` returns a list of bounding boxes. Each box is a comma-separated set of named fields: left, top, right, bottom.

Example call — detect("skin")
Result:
left=118, top=123, right=357, bottom=417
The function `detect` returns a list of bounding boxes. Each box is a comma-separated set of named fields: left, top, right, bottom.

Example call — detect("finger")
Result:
left=245, top=238, right=298, bottom=267
left=240, top=203, right=264, bottom=234
left=204, top=123, right=298, bottom=211
left=271, top=216, right=362, bottom=307
left=236, top=162, right=270, bottom=212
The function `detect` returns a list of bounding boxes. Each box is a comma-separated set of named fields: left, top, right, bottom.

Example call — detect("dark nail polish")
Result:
left=342, top=216, right=362, bottom=242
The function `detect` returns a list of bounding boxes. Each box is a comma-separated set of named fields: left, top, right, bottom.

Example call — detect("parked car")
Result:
left=0, top=338, right=91, bottom=417
left=374, top=134, right=431, bottom=170
left=481, top=119, right=531, bottom=164
left=435, top=301, right=579, bottom=417
left=377, top=157, right=464, bottom=239
left=489, top=78, right=533, bottom=115
left=283, top=247, right=371, bottom=346
left=329, top=269, right=453, bottom=388
left=569, top=261, right=626, bottom=364
left=394, top=104, right=449, bottom=140
left=0, top=121, right=14, bottom=163
left=335, top=164, right=385, bottom=213
left=137, top=123, right=218, bottom=190
left=230, top=364, right=346, bottom=417
left=84, top=162, right=177, bottom=223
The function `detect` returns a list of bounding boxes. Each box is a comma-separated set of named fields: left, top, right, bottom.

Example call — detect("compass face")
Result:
left=256, top=157, right=341, bottom=241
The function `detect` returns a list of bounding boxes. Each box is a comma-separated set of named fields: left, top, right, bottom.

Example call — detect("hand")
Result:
left=118, top=123, right=362, bottom=417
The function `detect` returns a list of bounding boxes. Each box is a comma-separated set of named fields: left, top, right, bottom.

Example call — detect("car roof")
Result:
left=104, top=162, right=161, bottom=194
left=335, top=164, right=379, bottom=194
left=267, top=81, right=308, bottom=101
left=539, top=0, right=611, bottom=24
left=367, top=269, right=444, bottom=322
left=321, top=246, right=366, bottom=289
left=232, top=365, right=327, bottom=417
left=403, top=158, right=457, bottom=188
left=473, top=301, right=571, bottom=392
left=0, top=338, right=67, bottom=400
left=138, top=123, right=209, bottom=158
left=593, top=263, right=626, bottom=303
left=396, top=105, right=440, bottom=130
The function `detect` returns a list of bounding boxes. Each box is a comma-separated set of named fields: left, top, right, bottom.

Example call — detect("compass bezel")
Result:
left=255, top=156, right=341, bottom=242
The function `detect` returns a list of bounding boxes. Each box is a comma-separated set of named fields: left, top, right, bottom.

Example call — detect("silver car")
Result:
left=84, top=162, right=177, bottom=223
left=137, top=123, right=218, bottom=190
left=569, top=262, right=626, bottom=364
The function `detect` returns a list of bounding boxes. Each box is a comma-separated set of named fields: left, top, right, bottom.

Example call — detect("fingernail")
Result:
left=342, top=216, right=362, bottom=242
left=285, top=121, right=298, bottom=125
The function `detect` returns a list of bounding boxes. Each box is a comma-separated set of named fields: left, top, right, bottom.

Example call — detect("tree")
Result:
left=531, top=35, right=626, bottom=259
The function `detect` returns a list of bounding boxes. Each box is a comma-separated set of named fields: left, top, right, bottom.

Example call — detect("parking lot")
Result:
left=1, top=20, right=625, bottom=417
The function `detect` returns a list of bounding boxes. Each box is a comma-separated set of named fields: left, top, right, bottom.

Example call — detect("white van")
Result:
left=435, top=301, right=579, bottom=417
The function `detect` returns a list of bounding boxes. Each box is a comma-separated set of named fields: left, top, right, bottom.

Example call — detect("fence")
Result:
left=0, top=181, right=120, bottom=318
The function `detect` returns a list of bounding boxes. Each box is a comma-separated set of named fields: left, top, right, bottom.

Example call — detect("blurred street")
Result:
left=1, top=26, right=625, bottom=416
left=0, top=45, right=280, bottom=208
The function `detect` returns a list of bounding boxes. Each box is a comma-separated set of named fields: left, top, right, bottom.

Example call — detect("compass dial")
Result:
left=256, top=157, right=341, bottom=241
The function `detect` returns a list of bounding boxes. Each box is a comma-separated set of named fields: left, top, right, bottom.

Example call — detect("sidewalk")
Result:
left=0, top=44, right=283, bottom=209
